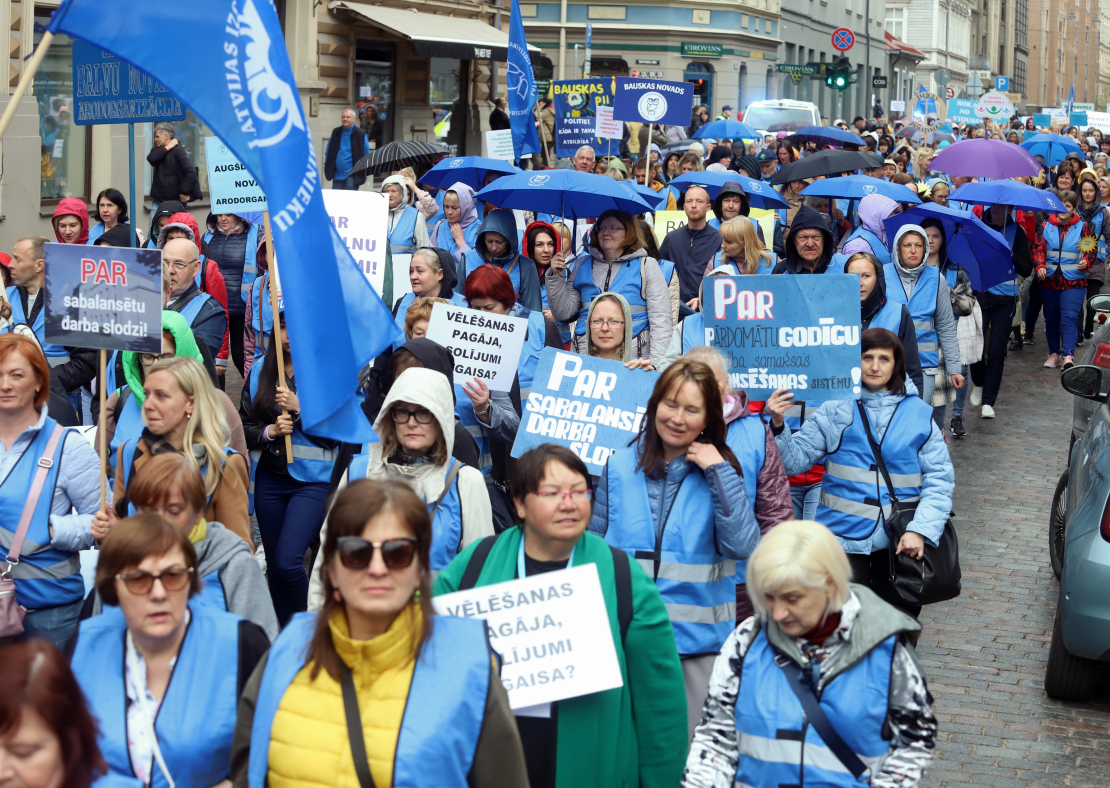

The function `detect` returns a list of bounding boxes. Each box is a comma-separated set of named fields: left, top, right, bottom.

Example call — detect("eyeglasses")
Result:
left=116, top=566, right=194, bottom=595
left=530, top=490, right=593, bottom=503
left=390, top=406, right=434, bottom=424
left=163, top=259, right=198, bottom=272
left=336, top=536, right=419, bottom=569
left=140, top=352, right=175, bottom=366
left=590, top=318, right=624, bottom=328
left=596, top=225, right=625, bottom=235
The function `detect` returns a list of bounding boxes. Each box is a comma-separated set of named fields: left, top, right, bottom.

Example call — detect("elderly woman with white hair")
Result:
left=683, top=520, right=936, bottom=788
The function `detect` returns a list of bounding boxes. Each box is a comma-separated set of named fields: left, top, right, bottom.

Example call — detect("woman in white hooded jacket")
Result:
left=308, top=368, right=493, bottom=607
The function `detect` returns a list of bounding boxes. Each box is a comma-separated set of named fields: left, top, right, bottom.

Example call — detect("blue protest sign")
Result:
left=43, top=243, right=162, bottom=353
left=204, top=136, right=268, bottom=212
left=612, top=77, right=695, bottom=126
left=553, top=79, right=616, bottom=158
left=703, top=275, right=862, bottom=400
left=71, top=40, right=185, bottom=125
left=1070, top=111, right=1088, bottom=127
left=1032, top=113, right=1052, bottom=128
left=511, top=348, right=659, bottom=473
left=947, top=98, right=980, bottom=125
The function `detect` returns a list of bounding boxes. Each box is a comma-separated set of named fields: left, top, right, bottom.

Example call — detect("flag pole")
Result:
left=98, top=349, right=108, bottom=515
left=262, top=211, right=295, bottom=464
left=0, top=32, right=53, bottom=141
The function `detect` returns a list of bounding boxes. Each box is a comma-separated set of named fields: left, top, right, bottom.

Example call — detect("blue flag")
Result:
left=507, top=0, right=542, bottom=160
left=1066, top=83, right=1074, bottom=119
left=48, top=0, right=401, bottom=443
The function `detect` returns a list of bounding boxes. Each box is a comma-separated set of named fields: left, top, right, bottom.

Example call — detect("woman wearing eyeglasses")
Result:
left=97, top=311, right=247, bottom=478
left=71, top=514, right=269, bottom=788
left=315, top=367, right=492, bottom=580
left=584, top=292, right=655, bottom=370
left=232, top=479, right=528, bottom=788
left=589, top=358, right=760, bottom=737
left=242, top=310, right=341, bottom=626
left=434, top=444, right=687, bottom=788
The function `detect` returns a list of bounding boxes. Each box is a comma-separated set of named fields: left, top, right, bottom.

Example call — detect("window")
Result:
left=1015, top=0, right=1028, bottom=49
left=742, top=13, right=749, bottom=27
left=32, top=16, right=90, bottom=202
left=884, top=7, right=904, bottom=38
left=1013, top=57, right=1026, bottom=95
left=1086, top=24, right=1090, bottom=43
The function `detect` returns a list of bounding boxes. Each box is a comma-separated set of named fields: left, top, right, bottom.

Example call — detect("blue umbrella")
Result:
left=800, top=175, right=922, bottom=204
left=1020, top=134, right=1082, bottom=167
left=474, top=170, right=653, bottom=221
left=666, top=171, right=789, bottom=209
left=948, top=180, right=1067, bottom=213
left=620, top=181, right=669, bottom=210
left=784, top=126, right=864, bottom=148
left=417, top=156, right=521, bottom=190
left=691, top=119, right=760, bottom=140
left=882, top=203, right=1014, bottom=292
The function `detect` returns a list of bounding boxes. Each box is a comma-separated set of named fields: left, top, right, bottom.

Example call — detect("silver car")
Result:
left=1044, top=358, right=1110, bottom=700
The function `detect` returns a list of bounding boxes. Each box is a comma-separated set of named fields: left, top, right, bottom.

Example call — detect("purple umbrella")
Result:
left=928, top=138, right=1042, bottom=180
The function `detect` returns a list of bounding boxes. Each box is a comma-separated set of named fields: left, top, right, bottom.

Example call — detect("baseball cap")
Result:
left=883, top=158, right=896, bottom=166
left=722, top=105, right=733, bottom=111
left=756, top=149, right=777, bottom=163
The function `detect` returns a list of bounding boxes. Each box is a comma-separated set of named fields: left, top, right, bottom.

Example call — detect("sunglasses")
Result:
left=337, top=536, right=419, bottom=569
left=116, top=566, right=194, bottom=595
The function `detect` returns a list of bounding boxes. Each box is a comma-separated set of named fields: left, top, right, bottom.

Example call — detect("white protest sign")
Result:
left=322, top=190, right=389, bottom=295
left=425, top=302, right=529, bottom=392
left=434, top=563, right=624, bottom=710
left=890, top=100, right=906, bottom=112
left=595, top=105, right=623, bottom=139
left=974, top=91, right=1015, bottom=120
left=204, top=136, right=268, bottom=212
left=1085, top=111, right=1110, bottom=132
left=392, top=254, right=414, bottom=299
left=486, top=128, right=515, bottom=161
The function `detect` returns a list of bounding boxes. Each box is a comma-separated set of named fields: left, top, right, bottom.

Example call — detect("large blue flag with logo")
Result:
left=48, top=0, right=400, bottom=443
left=507, top=0, right=542, bottom=160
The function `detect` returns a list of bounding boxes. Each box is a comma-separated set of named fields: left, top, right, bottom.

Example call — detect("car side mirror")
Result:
left=1089, top=294, right=1110, bottom=314
left=1061, top=365, right=1108, bottom=402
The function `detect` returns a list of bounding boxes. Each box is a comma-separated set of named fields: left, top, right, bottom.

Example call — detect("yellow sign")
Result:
left=652, top=209, right=777, bottom=254
left=1079, top=236, right=1098, bottom=253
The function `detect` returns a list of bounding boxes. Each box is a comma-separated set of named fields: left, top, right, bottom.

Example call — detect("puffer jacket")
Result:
left=589, top=444, right=761, bottom=562
left=205, top=213, right=256, bottom=314
left=545, top=246, right=673, bottom=364
left=773, top=378, right=955, bottom=555
left=307, top=368, right=493, bottom=610
left=841, top=193, right=898, bottom=257
left=889, top=224, right=961, bottom=374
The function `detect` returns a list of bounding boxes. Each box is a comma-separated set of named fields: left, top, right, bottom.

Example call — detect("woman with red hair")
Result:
left=457, top=264, right=560, bottom=477
left=0, top=640, right=106, bottom=788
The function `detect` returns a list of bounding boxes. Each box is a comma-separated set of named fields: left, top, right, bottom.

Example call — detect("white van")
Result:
left=742, top=100, right=822, bottom=136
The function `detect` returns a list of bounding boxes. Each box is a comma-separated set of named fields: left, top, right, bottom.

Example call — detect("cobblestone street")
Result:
left=918, top=330, right=1109, bottom=788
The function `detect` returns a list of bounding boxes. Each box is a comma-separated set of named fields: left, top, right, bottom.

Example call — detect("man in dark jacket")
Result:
left=147, top=123, right=199, bottom=210
left=659, top=185, right=721, bottom=305
left=461, top=210, right=543, bottom=312
left=772, top=205, right=835, bottom=275
left=489, top=97, right=511, bottom=131
left=324, top=108, right=369, bottom=190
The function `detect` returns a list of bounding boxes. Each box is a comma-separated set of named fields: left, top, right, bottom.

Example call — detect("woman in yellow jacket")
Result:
left=230, top=479, right=528, bottom=788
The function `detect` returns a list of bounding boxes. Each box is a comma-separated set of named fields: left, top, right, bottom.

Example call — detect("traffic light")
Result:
left=825, top=58, right=853, bottom=91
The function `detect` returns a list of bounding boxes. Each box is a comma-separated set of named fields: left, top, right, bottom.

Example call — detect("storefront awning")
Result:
left=330, top=1, right=539, bottom=61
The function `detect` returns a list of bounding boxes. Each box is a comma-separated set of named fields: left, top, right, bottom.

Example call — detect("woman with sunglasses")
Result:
left=232, top=479, right=528, bottom=788
left=97, top=311, right=247, bottom=477
left=589, top=358, right=760, bottom=736
left=314, top=367, right=492, bottom=582
left=242, top=310, right=340, bottom=626
left=71, top=514, right=269, bottom=788
left=435, top=444, right=687, bottom=788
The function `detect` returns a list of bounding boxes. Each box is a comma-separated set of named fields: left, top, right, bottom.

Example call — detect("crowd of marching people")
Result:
left=0, top=107, right=1107, bottom=788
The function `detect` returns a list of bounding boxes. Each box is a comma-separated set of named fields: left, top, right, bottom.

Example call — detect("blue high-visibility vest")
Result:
left=108, top=387, right=144, bottom=473
left=121, top=439, right=235, bottom=515
left=72, top=602, right=244, bottom=788
left=1042, top=219, right=1088, bottom=283
left=516, top=307, right=548, bottom=398
left=391, top=290, right=468, bottom=351
left=249, top=271, right=275, bottom=364
left=602, top=447, right=734, bottom=655
left=204, top=222, right=259, bottom=304
left=725, top=416, right=765, bottom=584
left=867, top=298, right=904, bottom=333
left=247, top=613, right=490, bottom=788
left=884, top=263, right=941, bottom=367
left=680, top=311, right=706, bottom=353
left=247, top=364, right=338, bottom=484
left=817, top=396, right=932, bottom=541
left=434, top=218, right=481, bottom=259
left=388, top=205, right=420, bottom=254
left=843, top=227, right=891, bottom=265
left=986, top=223, right=1020, bottom=297
left=711, top=250, right=774, bottom=275
left=735, top=627, right=896, bottom=788
left=349, top=455, right=465, bottom=571
left=573, top=255, right=649, bottom=337
left=0, top=419, right=83, bottom=609
left=4, top=286, right=69, bottom=359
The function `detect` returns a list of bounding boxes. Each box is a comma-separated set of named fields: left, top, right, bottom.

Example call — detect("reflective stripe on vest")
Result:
left=734, top=629, right=895, bottom=788
left=72, top=602, right=243, bottom=788
left=1043, top=221, right=1088, bottom=281
left=725, top=417, right=766, bottom=584
left=0, top=418, right=84, bottom=609
left=573, top=255, right=650, bottom=337
left=248, top=363, right=337, bottom=483
left=388, top=205, right=420, bottom=254
left=816, top=396, right=932, bottom=541
left=602, top=446, right=735, bottom=654
left=247, top=612, right=490, bottom=788
left=883, top=263, right=941, bottom=367
left=987, top=223, right=1020, bottom=297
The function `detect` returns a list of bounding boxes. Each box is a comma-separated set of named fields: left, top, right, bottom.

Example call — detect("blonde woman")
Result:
left=707, top=217, right=776, bottom=276
left=912, top=147, right=935, bottom=182
left=110, top=355, right=250, bottom=545
left=683, top=520, right=936, bottom=788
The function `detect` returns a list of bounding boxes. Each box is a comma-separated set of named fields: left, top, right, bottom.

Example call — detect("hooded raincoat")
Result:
left=840, top=193, right=899, bottom=262
left=772, top=206, right=836, bottom=275
left=52, top=197, right=90, bottom=244
left=462, top=210, right=544, bottom=312
left=381, top=174, right=431, bottom=253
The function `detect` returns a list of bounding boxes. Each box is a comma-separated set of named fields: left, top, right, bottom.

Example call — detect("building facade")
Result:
left=970, top=0, right=1030, bottom=106
left=884, top=0, right=976, bottom=97
left=522, top=0, right=782, bottom=119
left=1026, top=0, right=1098, bottom=108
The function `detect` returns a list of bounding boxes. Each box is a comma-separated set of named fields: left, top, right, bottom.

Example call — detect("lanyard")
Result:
left=517, top=533, right=575, bottom=579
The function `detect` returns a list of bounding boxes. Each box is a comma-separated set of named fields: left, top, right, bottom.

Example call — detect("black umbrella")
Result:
left=770, top=150, right=881, bottom=184
left=351, top=140, right=447, bottom=177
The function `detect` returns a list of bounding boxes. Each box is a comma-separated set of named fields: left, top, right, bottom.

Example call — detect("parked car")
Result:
left=1044, top=361, right=1110, bottom=700
left=741, top=100, right=822, bottom=136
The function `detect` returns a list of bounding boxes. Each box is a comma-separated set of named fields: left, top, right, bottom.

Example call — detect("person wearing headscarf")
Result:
left=381, top=174, right=430, bottom=256
left=432, top=182, right=482, bottom=262
left=51, top=197, right=90, bottom=245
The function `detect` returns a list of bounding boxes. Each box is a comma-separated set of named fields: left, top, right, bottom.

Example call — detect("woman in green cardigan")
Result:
left=434, top=443, right=688, bottom=788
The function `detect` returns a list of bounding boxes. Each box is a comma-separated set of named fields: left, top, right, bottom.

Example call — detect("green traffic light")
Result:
left=835, top=75, right=846, bottom=87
